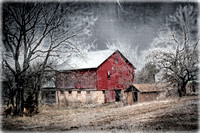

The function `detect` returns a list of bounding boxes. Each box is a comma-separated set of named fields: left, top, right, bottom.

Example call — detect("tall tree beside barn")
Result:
left=134, top=62, right=159, bottom=83
left=148, top=5, right=198, bottom=97
left=2, top=2, right=97, bottom=115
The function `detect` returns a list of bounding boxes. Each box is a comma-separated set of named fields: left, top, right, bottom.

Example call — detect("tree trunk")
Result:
left=11, top=96, right=14, bottom=108
left=33, top=80, right=42, bottom=109
left=177, top=86, right=183, bottom=97
left=15, top=90, right=20, bottom=115
left=181, top=81, right=187, bottom=96
left=14, top=75, right=25, bottom=116
left=57, top=90, right=60, bottom=109
left=177, top=81, right=187, bottom=97
left=35, top=87, right=41, bottom=107
left=20, top=88, right=24, bottom=115
left=15, top=76, right=20, bottom=114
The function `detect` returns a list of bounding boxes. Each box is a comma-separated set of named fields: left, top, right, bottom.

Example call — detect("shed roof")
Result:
left=42, top=79, right=56, bottom=88
left=57, top=49, right=135, bottom=71
left=132, top=84, right=162, bottom=92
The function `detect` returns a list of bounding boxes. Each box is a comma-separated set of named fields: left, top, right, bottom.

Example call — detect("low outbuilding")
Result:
left=41, top=79, right=56, bottom=104
left=125, top=84, right=162, bottom=105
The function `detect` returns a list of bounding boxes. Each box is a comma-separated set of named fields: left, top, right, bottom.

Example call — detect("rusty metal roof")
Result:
left=42, top=78, right=56, bottom=88
left=132, top=84, right=162, bottom=92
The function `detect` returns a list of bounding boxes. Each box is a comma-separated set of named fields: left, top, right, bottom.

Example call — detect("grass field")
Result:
left=1, top=95, right=199, bottom=132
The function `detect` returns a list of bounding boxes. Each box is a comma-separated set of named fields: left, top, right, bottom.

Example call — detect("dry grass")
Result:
left=2, top=95, right=199, bottom=132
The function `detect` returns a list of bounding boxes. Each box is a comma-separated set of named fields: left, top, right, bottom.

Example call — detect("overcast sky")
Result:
left=80, top=1, right=198, bottom=69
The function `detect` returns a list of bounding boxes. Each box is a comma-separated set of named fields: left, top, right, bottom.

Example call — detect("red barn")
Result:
left=56, top=49, right=135, bottom=104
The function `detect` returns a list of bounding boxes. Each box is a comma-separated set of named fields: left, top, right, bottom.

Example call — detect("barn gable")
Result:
left=115, top=50, right=136, bottom=69
left=125, top=85, right=139, bottom=92
left=96, top=50, right=135, bottom=91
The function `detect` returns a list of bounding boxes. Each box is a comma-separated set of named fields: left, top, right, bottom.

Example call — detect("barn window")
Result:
left=68, top=90, right=72, bottom=94
left=60, top=89, right=64, bottom=94
left=114, top=55, right=118, bottom=64
left=77, top=90, right=81, bottom=94
left=86, top=90, right=90, bottom=94
left=102, top=90, right=105, bottom=94
left=107, top=70, right=111, bottom=79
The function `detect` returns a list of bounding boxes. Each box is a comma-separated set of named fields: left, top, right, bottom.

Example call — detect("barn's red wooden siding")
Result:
left=96, top=51, right=134, bottom=91
left=56, top=69, right=97, bottom=89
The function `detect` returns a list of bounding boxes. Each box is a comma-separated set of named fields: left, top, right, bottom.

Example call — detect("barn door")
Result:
left=115, top=90, right=121, bottom=102
left=105, top=90, right=115, bottom=103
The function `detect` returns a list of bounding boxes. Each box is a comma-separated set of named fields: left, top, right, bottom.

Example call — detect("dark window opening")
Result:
left=68, top=90, right=72, bottom=94
left=115, top=90, right=121, bottom=102
left=77, top=90, right=81, bottom=94
left=87, top=90, right=90, bottom=94
left=60, top=89, right=64, bottom=94
left=107, top=70, right=111, bottom=79
left=102, top=90, right=105, bottom=94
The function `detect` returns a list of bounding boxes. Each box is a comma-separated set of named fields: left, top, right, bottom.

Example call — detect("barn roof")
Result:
left=126, top=84, right=162, bottom=92
left=57, top=49, right=135, bottom=71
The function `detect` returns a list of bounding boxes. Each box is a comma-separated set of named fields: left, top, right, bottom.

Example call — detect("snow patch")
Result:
left=57, top=49, right=116, bottom=71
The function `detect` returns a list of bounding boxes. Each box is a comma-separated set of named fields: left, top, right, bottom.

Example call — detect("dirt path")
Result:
left=2, top=96, right=198, bottom=132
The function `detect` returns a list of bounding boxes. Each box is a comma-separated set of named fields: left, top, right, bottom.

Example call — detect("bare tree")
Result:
left=2, top=2, right=97, bottom=115
left=2, top=66, right=17, bottom=107
left=148, top=5, right=198, bottom=97
left=134, top=62, right=159, bottom=83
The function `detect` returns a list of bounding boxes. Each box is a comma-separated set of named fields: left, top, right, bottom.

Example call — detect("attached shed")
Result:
left=125, top=84, right=161, bottom=105
left=41, top=79, right=56, bottom=104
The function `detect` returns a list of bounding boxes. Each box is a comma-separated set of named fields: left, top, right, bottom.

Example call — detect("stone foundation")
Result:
left=56, top=90, right=105, bottom=105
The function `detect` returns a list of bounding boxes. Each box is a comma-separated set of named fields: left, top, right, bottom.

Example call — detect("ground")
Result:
left=1, top=95, right=199, bottom=132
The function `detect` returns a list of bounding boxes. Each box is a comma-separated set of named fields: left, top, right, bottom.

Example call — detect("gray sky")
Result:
left=81, top=2, right=198, bottom=69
